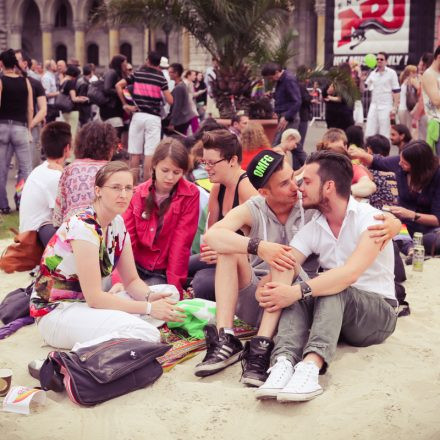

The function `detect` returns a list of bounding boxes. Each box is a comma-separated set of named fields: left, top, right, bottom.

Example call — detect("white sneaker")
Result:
left=277, top=361, right=323, bottom=402
left=255, top=356, right=294, bottom=400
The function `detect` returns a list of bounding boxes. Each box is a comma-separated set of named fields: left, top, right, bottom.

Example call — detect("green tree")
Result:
left=102, top=0, right=295, bottom=117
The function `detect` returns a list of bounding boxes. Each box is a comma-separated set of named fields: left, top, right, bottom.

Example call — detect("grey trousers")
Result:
left=271, top=287, right=398, bottom=373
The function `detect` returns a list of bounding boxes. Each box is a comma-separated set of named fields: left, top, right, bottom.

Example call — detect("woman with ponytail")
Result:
left=0, top=48, right=33, bottom=214
left=123, top=138, right=200, bottom=294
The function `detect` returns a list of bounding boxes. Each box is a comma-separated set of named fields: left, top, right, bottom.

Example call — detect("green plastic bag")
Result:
left=167, top=299, right=216, bottom=339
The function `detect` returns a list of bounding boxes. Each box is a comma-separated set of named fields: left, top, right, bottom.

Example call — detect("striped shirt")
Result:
left=131, top=66, right=168, bottom=116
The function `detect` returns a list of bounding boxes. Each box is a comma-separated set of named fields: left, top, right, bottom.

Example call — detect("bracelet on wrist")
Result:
left=145, top=302, right=152, bottom=315
left=247, top=237, right=262, bottom=255
left=145, top=290, right=152, bottom=302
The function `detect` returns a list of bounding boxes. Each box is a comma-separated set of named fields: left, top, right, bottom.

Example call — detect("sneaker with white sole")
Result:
left=255, top=356, right=294, bottom=400
left=277, top=361, right=323, bottom=402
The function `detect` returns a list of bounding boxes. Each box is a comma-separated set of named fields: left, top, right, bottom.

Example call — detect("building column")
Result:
left=314, top=0, right=326, bottom=67
left=41, top=24, right=53, bottom=61
left=9, top=25, right=22, bottom=50
left=74, top=23, right=87, bottom=66
left=182, top=29, right=190, bottom=68
left=144, top=27, right=150, bottom=57
left=109, top=28, right=120, bottom=59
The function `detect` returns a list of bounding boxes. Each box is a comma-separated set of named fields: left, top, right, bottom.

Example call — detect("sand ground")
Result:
left=0, top=238, right=439, bottom=440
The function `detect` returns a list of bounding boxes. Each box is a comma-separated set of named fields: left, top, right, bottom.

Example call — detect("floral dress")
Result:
left=30, top=207, right=128, bottom=318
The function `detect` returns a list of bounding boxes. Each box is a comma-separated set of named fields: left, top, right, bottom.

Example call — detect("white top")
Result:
left=422, top=66, right=440, bottom=122
left=41, top=71, right=57, bottom=105
left=365, top=66, right=400, bottom=108
left=19, top=161, right=62, bottom=232
left=398, top=82, right=407, bottom=111
left=290, top=197, right=396, bottom=300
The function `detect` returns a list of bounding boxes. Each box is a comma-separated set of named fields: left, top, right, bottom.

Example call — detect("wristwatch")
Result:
left=299, top=281, right=313, bottom=300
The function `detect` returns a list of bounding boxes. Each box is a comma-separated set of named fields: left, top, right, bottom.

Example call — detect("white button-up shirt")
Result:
left=291, top=197, right=395, bottom=300
left=41, top=71, right=57, bottom=105
left=365, top=66, right=400, bottom=108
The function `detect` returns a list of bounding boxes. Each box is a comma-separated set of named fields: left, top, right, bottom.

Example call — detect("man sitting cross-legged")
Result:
left=194, top=150, right=399, bottom=386
left=255, top=150, right=400, bottom=402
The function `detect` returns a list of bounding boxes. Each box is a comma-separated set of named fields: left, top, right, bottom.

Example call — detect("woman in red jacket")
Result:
left=123, top=138, right=199, bottom=295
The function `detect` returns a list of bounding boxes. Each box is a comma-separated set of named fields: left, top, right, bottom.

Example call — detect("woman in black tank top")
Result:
left=0, top=49, right=33, bottom=213
left=188, top=129, right=258, bottom=301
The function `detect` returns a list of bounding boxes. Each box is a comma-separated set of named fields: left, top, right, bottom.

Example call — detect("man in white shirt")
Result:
left=365, top=52, right=400, bottom=138
left=19, top=122, right=71, bottom=247
left=255, top=150, right=398, bottom=402
left=41, top=59, right=60, bottom=123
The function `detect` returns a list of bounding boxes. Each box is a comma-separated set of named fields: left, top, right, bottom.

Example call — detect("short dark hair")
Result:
left=420, top=52, right=434, bottom=68
left=201, top=129, right=243, bottom=163
left=74, top=121, right=118, bottom=160
left=148, top=51, right=161, bottom=67
left=40, top=121, right=72, bottom=159
left=434, top=46, right=440, bottom=59
left=231, top=113, right=247, bottom=125
left=66, top=65, right=81, bottom=77
left=15, top=49, right=32, bottom=67
left=170, top=63, right=183, bottom=77
left=345, top=125, right=364, bottom=148
left=365, top=135, right=390, bottom=157
left=306, top=150, right=353, bottom=200
left=378, top=51, right=388, bottom=60
left=391, top=124, right=412, bottom=144
left=82, top=65, right=92, bottom=76
left=261, top=62, right=282, bottom=76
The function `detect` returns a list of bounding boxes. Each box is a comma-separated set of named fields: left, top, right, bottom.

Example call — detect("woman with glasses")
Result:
left=53, top=121, right=116, bottom=227
left=30, top=160, right=185, bottom=352
left=188, top=129, right=258, bottom=301
left=122, top=138, right=200, bottom=294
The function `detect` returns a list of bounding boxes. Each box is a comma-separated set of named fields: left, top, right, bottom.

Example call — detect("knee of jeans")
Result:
left=193, top=270, right=215, bottom=301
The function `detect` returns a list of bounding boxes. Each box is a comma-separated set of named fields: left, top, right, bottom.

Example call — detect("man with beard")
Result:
left=194, top=150, right=398, bottom=388
left=255, top=150, right=399, bottom=402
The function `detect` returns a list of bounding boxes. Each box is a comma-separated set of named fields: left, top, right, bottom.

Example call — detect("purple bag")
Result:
left=39, top=338, right=170, bottom=406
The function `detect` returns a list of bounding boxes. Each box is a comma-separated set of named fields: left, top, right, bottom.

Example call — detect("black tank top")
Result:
left=0, top=76, right=28, bottom=123
left=217, top=172, right=248, bottom=221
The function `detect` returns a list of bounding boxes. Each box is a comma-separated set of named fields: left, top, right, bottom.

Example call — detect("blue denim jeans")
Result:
left=0, top=122, right=32, bottom=209
left=271, top=287, right=398, bottom=373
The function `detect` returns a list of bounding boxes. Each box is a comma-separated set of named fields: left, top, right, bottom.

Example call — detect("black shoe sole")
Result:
left=194, top=351, right=242, bottom=377
left=240, top=376, right=265, bottom=387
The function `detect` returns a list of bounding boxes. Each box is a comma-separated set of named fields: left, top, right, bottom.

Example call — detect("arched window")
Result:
left=87, top=43, right=99, bottom=65
left=120, top=43, right=132, bottom=63
left=55, top=3, right=68, bottom=27
left=55, top=44, right=67, bottom=61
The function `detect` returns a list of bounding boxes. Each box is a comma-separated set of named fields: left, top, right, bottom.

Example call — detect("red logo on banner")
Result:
left=338, top=0, right=406, bottom=49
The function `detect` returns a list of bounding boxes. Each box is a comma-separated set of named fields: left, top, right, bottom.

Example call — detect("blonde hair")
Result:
left=281, top=129, right=301, bottom=144
left=241, top=121, right=270, bottom=152
left=316, top=128, right=348, bottom=155
left=399, top=65, right=417, bottom=84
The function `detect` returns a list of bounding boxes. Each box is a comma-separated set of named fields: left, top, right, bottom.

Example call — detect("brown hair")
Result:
left=75, top=121, right=118, bottom=160
left=40, top=121, right=71, bottom=159
left=399, top=65, right=417, bottom=84
left=202, top=129, right=242, bottom=163
left=241, top=122, right=270, bottom=152
left=95, top=161, right=133, bottom=188
left=316, top=128, right=348, bottom=154
left=143, top=138, right=189, bottom=221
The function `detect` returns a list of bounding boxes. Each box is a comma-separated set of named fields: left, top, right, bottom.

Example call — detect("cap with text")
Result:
left=246, top=150, right=284, bottom=190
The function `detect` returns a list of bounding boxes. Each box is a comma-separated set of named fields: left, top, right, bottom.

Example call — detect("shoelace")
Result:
left=289, top=363, right=316, bottom=387
left=241, top=350, right=269, bottom=373
left=265, top=359, right=292, bottom=386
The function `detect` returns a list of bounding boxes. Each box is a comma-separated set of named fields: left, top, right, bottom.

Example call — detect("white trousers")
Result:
left=127, top=112, right=161, bottom=156
left=365, top=104, right=392, bottom=138
left=37, top=285, right=179, bottom=350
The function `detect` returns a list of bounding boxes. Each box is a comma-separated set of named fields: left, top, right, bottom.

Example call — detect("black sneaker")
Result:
left=194, top=325, right=243, bottom=377
left=240, top=336, right=274, bottom=387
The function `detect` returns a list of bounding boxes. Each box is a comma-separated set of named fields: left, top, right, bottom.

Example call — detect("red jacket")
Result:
left=123, top=178, right=199, bottom=293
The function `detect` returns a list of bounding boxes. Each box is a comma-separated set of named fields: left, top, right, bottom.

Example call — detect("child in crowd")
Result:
left=123, top=138, right=200, bottom=294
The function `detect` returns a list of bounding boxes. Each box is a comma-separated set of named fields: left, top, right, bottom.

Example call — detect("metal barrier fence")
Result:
left=307, top=88, right=372, bottom=123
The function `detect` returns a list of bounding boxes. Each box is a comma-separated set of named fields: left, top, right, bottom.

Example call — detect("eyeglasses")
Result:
left=103, top=185, right=134, bottom=193
left=200, top=158, right=227, bottom=168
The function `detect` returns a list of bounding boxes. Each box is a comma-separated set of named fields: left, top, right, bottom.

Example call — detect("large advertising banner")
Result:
left=332, top=0, right=410, bottom=66
left=324, top=0, right=437, bottom=69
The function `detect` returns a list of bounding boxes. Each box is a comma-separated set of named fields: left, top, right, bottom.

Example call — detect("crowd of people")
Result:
left=1, top=45, right=439, bottom=404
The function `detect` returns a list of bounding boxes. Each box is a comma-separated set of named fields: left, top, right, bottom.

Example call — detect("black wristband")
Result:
left=247, top=238, right=262, bottom=255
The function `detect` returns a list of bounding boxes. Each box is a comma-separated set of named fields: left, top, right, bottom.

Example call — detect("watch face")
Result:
left=301, top=282, right=312, bottom=298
